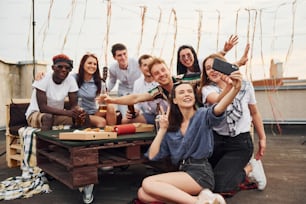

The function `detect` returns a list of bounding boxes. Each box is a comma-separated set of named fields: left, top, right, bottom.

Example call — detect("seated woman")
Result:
left=137, top=67, right=242, bottom=204
left=76, top=53, right=117, bottom=128
left=35, top=53, right=118, bottom=128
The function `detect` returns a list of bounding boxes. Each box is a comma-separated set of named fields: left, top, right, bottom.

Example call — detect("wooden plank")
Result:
left=59, top=131, right=117, bottom=140
left=37, top=149, right=73, bottom=169
left=126, top=145, right=141, bottom=160
left=71, top=148, right=99, bottom=166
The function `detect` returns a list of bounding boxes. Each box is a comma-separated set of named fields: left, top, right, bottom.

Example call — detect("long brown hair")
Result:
left=176, top=45, right=200, bottom=75
left=198, top=53, right=226, bottom=99
left=77, top=53, right=102, bottom=96
left=168, top=82, right=197, bottom=132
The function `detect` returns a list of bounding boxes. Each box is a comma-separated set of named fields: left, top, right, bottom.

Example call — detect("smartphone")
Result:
left=212, top=58, right=238, bottom=75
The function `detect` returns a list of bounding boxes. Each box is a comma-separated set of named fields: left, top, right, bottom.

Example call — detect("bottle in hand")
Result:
left=76, top=98, right=85, bottom=127
left=128, top=105, right=136, bottom=118
left=154, top=102, right=161, bottom=132
left=98, top=82, right=107, bottom=113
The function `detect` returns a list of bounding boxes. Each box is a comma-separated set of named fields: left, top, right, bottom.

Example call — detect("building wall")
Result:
left=0, top=60, right=46, bottom=128
left=255, top=86, right=306, bottom=124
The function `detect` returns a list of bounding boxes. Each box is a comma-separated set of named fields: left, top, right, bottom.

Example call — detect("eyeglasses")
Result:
left=54, top=65, right=72, bottom=71
left=180, top=53, right=192, bottom=60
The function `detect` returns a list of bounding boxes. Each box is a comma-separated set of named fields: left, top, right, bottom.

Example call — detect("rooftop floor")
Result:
left=0, top=125, right=306, bottom=204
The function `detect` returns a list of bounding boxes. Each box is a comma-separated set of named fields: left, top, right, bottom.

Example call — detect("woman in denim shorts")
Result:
left=137, top=75, right=242, bottom=204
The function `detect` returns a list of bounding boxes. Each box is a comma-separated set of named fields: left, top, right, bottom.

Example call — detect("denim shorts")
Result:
left=179, top=158, right=215, bottom=190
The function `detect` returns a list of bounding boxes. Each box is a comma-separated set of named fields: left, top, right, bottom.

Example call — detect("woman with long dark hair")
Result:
left=137, top=67, right=242, bottom=204
left=76, top=53, right=117, bottom=128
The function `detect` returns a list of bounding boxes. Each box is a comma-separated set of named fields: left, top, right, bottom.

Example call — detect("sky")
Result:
left=0, top=0, right=306, bottom=80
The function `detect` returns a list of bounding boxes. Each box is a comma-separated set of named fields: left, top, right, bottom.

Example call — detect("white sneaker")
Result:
left=82, top=184, right=94, bottom=204
left=249, top=159, right=267, bottom=190
left=196, top=189, right=226, bottom=204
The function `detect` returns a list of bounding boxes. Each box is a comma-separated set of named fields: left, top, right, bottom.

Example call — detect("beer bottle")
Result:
left=155, top=102, right=161, bottom=132
left=76, top=98, right=85, bottom=127
left=128, top=104, right=136, bottom=118
left=98, top=82, right=107, bottom=113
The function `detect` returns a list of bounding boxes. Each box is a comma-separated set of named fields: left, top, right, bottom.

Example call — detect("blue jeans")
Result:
left=209, top=131, right=254, bottom=193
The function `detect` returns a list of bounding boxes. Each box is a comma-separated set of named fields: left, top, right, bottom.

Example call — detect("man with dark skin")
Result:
left=25, top=54, right=85, bottom=130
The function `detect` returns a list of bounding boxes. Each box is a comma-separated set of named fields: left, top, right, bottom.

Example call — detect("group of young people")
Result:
left=25, top=35, right=267, bottom=204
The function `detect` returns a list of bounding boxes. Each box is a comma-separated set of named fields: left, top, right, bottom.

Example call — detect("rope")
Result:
left=169, top=9, right=177, bottom=72
left=137, top=6, right=147, bottom=57
left=196, top=10, right=203, bottom=54
left=75, top=0, right=88, bottom=60
left=249, top=9, right=257, bottom=82
left=61, top=0, right=77, bottom=52
left=234, top=9, right=240, bottom=61
left=104, top=0, right=112, bottom=66
left=159, top=9, right=172, bottom=58
left=284, top=0, right=297, bottom=67
left=216, top=10, right=221, bottom=52
left=39, top=0, right=54, bottom=59
left=151, top=7, right=162, bottom=54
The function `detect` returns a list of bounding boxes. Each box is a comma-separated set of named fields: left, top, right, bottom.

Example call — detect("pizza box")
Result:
left=104, top=123, right=154, bottom=134
left=59, top=129, right=117, bottom=140
left=133, top=123, right=154, bottom=132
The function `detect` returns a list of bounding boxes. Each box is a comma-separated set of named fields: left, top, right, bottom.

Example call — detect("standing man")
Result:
left=107, top=43, right=141, bottom=116
left=25, top=54, right=84, bottom=130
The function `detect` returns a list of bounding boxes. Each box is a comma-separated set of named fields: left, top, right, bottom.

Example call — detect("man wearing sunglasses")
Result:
left=25, top=54, right=84, bottom=130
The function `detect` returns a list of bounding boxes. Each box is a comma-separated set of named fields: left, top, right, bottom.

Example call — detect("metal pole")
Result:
left=32, top=0, right=36, bottom=80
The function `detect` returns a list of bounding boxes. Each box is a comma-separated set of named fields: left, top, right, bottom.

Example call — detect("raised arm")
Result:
left=213, top=71, right=242, bottom=116
left=234, top=43, right=250, bottom=67
left=148, top=107, right=169, bottom=159
left=220, top=35, right=239, bottom=56
left=103, top=92, right=154, bottom=106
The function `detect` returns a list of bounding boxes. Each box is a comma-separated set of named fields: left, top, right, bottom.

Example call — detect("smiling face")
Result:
left=179, top=48, right=195, bottom=69
left=204, top=57, right=222, bottom=83
left=173, top=83, right=195, bottom=108
left=52, top=61, right=72, bottom=84
left=139, top=57, right=153, bottom=77
left=114, top=49, right=128, bottom=69
left=150, top=62, right=172, bottom=86
left=83, top=56, right=98, bottom=75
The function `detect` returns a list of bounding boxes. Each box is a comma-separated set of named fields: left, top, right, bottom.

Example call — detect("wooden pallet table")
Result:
left=35, top=129, right=155, bottom=189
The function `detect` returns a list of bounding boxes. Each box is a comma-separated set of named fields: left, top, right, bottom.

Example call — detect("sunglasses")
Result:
left=54, top=64, right=72, bottom=71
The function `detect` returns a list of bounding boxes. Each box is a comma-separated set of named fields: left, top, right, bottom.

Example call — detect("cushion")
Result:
left=8, top=103, right=29, bottom=135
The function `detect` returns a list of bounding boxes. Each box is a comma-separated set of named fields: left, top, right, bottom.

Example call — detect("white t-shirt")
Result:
left=25, top=72, right=79, bottom=119
left=107, top=58, right=141, bottom=96
left=201, top=81, right=256, bottom=136
left=133, top=75, right=159, bottom=114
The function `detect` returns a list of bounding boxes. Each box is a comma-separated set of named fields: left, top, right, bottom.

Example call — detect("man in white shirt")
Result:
left=121, top=54, right=160, bottom=124
left=107, top=43, right=141, bottom=116
left=25, top=54, right=84, bottom=130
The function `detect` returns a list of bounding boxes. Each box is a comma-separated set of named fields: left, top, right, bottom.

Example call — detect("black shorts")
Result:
left=179, top=158, right=215, bottom=190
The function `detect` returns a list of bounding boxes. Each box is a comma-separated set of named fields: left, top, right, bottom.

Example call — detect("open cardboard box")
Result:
left=59, top=129, right=117, bottom=140
left=104, top=123, right=154, bottom=134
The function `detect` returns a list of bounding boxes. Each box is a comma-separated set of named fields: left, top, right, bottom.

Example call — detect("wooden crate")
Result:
left=6, top=99, right=30, bottom=168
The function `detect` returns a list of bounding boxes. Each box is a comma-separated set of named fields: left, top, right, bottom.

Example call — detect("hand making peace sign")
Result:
left=158, top=105, right=170, bottom=130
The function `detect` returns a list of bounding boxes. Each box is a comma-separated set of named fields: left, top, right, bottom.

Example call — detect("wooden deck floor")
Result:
left=0, top=125, right=305, bottom=204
